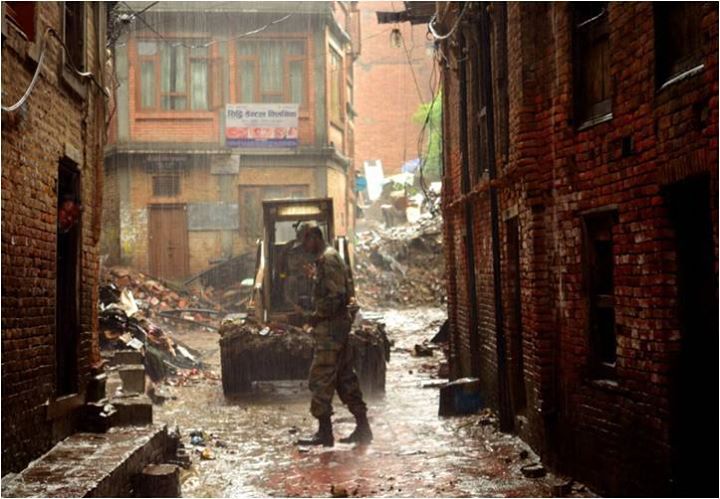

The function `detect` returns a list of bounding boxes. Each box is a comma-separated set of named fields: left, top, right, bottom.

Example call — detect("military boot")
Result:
left=296, top=416, right=334, bottom=447
left=339, top=412, right=373, bottom=444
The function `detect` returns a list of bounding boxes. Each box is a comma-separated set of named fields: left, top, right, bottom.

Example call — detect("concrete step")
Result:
left=0, top=424, right=173, bottom=497
left=111, top=395, right=153, bottom=427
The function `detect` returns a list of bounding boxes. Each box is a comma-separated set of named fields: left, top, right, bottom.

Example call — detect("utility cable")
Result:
left=2, top=26, right=108, bottom=112
left=428, top=2, right=469, bottom=41
left=121, top=2, right=294, bottom=49
left=1, top=28, right=50, bottom=112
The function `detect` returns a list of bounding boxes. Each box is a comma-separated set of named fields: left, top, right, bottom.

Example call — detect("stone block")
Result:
left=111, top=395, right=153, bottom=427
left=119, top=365, right=146, bottom=394
left=113, top=350, right=144, bottom=366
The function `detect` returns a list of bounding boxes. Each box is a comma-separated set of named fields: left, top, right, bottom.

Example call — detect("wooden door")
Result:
left=149, top=205, right=189, bottom=280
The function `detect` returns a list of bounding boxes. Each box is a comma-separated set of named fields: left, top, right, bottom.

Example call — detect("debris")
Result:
left=552, top=480, right=573, bottom=497
left=219, top=316, right=389, bottom=395
left=331, top=485, right=349, bottom=498
left=200, top=448, right=214, bottom=460
left=520, top=463, right=547, bottom=479
left=519, top=449, right=529, bottom=460
left=354, top=213, right=445, bottom=309
left=413, top=343, right=434, bottom=357
left=438, top=378, right=484, bottom=416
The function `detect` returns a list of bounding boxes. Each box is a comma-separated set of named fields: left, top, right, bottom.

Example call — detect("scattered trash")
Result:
left=331, top=484, right=349, bottom=498
left=521, top=463, right=547, bottom=479
left=552, top=479, right=574, bottom=497
left=200, top=448, right=214, bottom=460
left=413, top=343, right=434, bottom=357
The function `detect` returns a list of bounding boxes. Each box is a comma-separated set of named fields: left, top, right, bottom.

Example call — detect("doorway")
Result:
left=663, top=174, right=717, bottom=496
left=56, top=162, right=81, bottom=396
left=506, top=216, right=527, bottom=416
left=148, top=204, right=189, bottom=280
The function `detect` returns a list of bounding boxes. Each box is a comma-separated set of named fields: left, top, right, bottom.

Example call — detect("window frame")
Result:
left=63, top=1, right=86, bottom=71
left=654, top=2, right=705, bottom=88
left=582, top=208, right=619, bottom=380
left=136, top=38, right=212, bottom=113
left=572, top=2, right=612, bottom=128
left=329, top=45, right=344, bottom=127
left=152, top=174, right=181, bottom=197
left=233, top=38, right=309, bottom=109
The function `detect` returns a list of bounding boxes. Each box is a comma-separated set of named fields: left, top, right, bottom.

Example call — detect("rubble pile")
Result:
left=354, top=213, right=446, bottom=308
left=102, top=266, right=224, bottom=327
left=184, top=252, right=257, bottom=312
left=219, top=313, right=390, bottom=395
left=99, top=267, right=210, bottom=380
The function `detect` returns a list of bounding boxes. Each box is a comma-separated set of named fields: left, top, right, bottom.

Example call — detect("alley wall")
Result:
left=440, top=2, right=718, bottom=496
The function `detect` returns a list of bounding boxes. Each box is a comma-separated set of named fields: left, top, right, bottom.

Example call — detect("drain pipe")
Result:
left=479, top=1, right=513, bottom=432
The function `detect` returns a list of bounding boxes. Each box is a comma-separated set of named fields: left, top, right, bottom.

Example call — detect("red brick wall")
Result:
left=1, top=2, right=105, bottom=473
left=354, top=1, right=435, bottom=176
left=440, top=2, right=718, bottom=495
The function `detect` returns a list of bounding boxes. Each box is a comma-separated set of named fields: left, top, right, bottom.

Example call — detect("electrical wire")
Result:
left=120, top=1, right=294, bottom=49
left=1, top=28, right=50, bottom=112
left=428, top=2, right=469, bottom=41
left=2, top=26, right=109, bottom=112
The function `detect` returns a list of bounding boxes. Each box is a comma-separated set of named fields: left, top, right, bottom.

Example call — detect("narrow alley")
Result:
left=153, top=308, right=586, bottom=497
left=1, top=1, right=718, bottom=498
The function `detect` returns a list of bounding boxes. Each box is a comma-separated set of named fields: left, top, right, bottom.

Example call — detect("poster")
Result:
left=225, top=104, right=299, bottom=148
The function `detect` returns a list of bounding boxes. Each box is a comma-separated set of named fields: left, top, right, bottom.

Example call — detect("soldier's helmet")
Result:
left=293, top=221, right=315, bottom=247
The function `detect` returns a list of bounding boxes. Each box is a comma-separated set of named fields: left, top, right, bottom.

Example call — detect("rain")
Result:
left=2, top=1, right=717, bottom=498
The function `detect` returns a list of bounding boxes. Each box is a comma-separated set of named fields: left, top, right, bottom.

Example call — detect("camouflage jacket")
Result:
left=312, top=245, right=349, bottom=320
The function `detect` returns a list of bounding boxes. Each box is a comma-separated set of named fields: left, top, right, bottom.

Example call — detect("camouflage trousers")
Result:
left=308, top=316, right=367, bottom=419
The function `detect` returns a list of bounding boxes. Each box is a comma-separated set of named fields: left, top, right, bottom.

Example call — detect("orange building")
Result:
left=103, top=1, right=359, bottom=280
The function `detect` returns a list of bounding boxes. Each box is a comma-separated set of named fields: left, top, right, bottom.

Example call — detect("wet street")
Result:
left=155, top=308, right=591, bottom=498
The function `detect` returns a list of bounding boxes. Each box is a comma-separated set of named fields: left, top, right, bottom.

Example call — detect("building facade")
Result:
left=354, top=1, right=435, bottom=177
left=1, top=1, right=108, bottom=473
left=438, top=2, right=718, bottom=496
left=102, top=1, right=360, bottom=281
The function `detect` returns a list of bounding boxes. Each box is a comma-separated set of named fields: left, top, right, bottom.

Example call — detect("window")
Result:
left=152, top=175, right=180, bottom=197
left=583, top=210, right=618, bottom=378
left=138, top=40, right=210, bottom=111
left=572, top=2, right=611, bottom=125
left=238, top=185, right=308, bottom=241
left=5, top=2, right=36, bottom=41
left=655, top=2, right=704, bottom=85
left=235, top=40, right=306, bottom=106
left=64, top=1, right=85, bottom=70
left=329, top=47, right=343, bottom=124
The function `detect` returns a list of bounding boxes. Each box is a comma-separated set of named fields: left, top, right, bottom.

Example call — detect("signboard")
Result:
left=225, top=104, right=299, bottom=148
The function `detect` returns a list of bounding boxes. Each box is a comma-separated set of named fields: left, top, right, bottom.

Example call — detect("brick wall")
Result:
left=440, top=2, right=718, bottom=495
left=354, top=1, right=435, bottom=175
left=1, top=2, right=106, bottom=473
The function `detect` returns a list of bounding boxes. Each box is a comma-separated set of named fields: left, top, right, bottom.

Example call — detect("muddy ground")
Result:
left=154, top=308, right=592, bottom=497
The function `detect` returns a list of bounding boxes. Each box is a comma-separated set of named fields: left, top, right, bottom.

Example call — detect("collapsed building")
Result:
left=432, top=2, right=717, bottom=496
left=102, top=1, right=361, bottom=282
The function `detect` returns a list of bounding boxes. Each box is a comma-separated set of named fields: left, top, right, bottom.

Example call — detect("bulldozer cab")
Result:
left=250, top=197, right=353, bottom=324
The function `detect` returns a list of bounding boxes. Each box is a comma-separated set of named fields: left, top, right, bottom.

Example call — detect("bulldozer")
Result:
left=219, top=198, right=389, bottom=396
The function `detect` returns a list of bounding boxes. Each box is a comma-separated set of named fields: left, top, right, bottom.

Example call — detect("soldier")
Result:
left=296, top=225, right=373, bottom=447
left=281, top=223, right=315, bottom=311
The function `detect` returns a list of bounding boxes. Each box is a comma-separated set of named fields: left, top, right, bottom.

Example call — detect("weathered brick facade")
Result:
left=1, top=2, right=107, bottom=473
left=354, top=1, right=435, bottom=176
left=103, top=2, right=359, bottom=280
left=439, top=2, right=718, bottom=496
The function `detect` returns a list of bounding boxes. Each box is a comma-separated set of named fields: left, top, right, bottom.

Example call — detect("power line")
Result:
left=428, top=2, right=469, bottom=41
left=120, top=2, right=294, bottom=49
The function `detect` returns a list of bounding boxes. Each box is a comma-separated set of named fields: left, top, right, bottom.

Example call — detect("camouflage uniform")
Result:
left=308, top=245, right=367, bottom=419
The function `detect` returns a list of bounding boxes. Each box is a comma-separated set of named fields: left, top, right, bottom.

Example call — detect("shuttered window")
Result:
left=572, top=2, right=611, bottom=125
